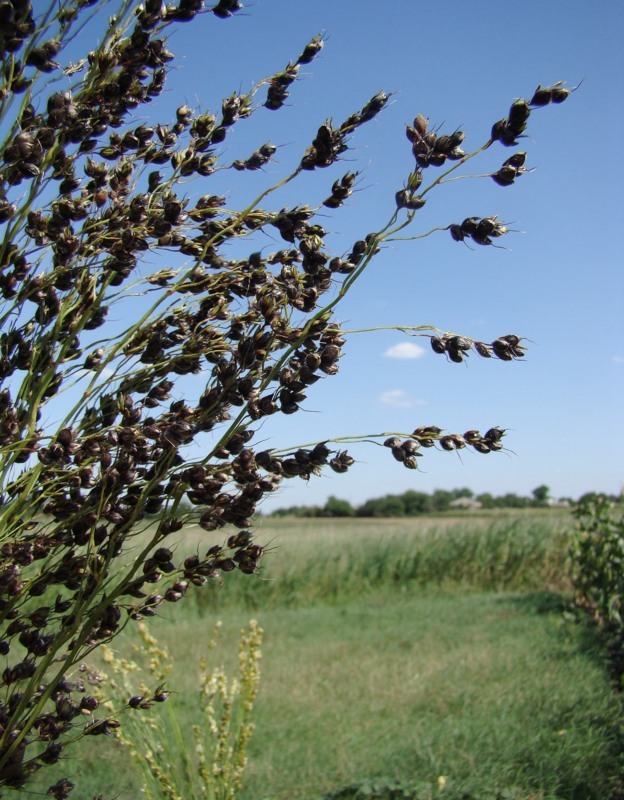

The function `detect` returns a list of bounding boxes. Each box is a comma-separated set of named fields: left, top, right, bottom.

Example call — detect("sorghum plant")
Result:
left=0, top=0, right=570, bottom=795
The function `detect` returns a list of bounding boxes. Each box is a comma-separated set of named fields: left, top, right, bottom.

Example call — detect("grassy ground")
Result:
left=63, top=513, right=622, bottom=799
left=242, top=591, right=620, bottom=799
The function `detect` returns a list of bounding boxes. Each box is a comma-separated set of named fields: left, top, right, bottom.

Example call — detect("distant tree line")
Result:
left=268, top=487, right=622, bottom=518
left=164, top=487, right=621, bottom=519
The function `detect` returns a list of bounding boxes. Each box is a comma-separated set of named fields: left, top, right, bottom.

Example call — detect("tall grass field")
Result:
left=70, top=512, right=622, bottom=799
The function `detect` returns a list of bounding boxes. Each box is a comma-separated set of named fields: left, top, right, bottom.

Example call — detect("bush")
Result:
left=571, top=494, right=624, bottom=626
left=570, top=494, right=624, bottom=692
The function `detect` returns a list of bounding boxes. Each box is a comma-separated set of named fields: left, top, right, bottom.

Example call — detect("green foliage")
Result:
left=320, top=777, right=548, bottom=799
left=271, top=487, right=564, bottom=517
left=321, top=496, right=356, bottom=517
left=570, top=494, right=624, bottom=626
left=270, top=504, right=322, bottom=518
left=401, top=490, right=433, bottom=515
left=357, top=494, right=407, bottom=517
left=569, top=494, right=624, bottom=696
left=532, top=484, right=551, bottom=503
left=320, top=778, right=438, bottom=799
left=496, top=492, right=532, bottom=509
left=476, top=492, right=496, bottom=509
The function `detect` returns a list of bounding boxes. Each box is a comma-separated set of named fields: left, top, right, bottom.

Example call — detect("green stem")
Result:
left=269, top=429, right=429, bottom=454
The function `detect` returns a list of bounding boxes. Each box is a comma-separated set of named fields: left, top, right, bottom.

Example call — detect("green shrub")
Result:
left=570, top=495, right=624, bottom=626
left=570, top=495, right=624, bottom=692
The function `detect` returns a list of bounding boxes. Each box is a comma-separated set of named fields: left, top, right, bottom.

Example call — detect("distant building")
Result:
left=546, top=498, right=571, bottom=508
left=449, top=497, right=482, bottom=510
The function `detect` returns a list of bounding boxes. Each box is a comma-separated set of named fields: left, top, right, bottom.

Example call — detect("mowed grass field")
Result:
left=70, top=512, right=623, bottom=799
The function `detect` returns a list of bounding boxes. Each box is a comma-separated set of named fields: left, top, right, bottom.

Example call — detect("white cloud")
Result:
left=613, top=356, right=624, bottom=364
left=379, top=389, right=425, bottom=409
left=383, top=342, right=426, bottom=360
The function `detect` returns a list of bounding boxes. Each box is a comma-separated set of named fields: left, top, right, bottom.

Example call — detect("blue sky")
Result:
left=62, top=1, right=624, bottom=510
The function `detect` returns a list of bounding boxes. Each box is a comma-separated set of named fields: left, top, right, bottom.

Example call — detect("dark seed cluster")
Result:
left=491, top=152, right=528, bottom=187
left=448, top=216, right=508, bottom=246
left=429, top=334, right=525, bottom=363
left=265, top=35, right=324, bottom=111
left=395, top=169, right=425, bottom=211
left=491, top=83, right=570, bottom=147
left=323, top=172, right=358, bottom=209
left=406, top=114, right=466, bottom=169
left=384, top=425, right=506, bottom=468
left=301, top=91, right=389, bottom=170
left=530, top=82, right=571, bottom=106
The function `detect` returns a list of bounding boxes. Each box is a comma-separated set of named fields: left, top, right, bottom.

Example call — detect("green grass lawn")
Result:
left=64, top=514, right=622, bottom=800
left=240, top=590, right=621, bottom=799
